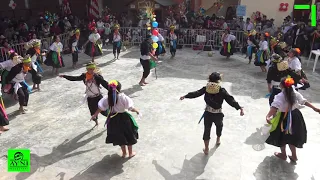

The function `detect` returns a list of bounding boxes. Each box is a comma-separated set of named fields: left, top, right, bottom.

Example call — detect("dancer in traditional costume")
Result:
left=169, top=25, right=177, bottom=58
left=25, top=39, right=43, bottom=90
left=254, top=33, right=270, bottom=72
left=220, top=29, right=236, bottom=58
left=91, top=80, right=140, bottom=158
left=267, top=54, right=302, bottom=106
left=287, top=48, right=310, bottom=90
left=266, top=76, right=320, bottom=162
left=139, top=35, right=158, bottom=86
left=6, top=56, right=31, bottom=114
left=110, top=24, right=121, bottom=60
left=70, top=29, right=80, bottom=68
left=155, top=32, right=166, bottom=58
left=59, top=62, right=109, bottom=127
left=246, top=29, right=258, bottom=64
left=272, top=41, right=287, bottom=59
left=180, top=72, right=244, bottom=154
left=0, top=52, right=20, bottom=89
left=83, top=27, right=102, bottom=63
left=44, top=35, right=65, bottom=75
left=0, top=91, right=9, bottom=134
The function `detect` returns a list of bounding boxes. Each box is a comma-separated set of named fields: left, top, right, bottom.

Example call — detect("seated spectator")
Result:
left=4, top=26, right=14, bottom=40
left=51, top=22, right=62, bottom=36
left=43, top=23, right=51, bottom=37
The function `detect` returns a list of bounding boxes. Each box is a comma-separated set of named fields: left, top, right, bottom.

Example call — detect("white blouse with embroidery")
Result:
left=98, top=93, right=134, bottom=113
left=0, top=60, right=15, bottom=71
left=49, top=42, right=63, bottom=53
left=113, top=33, right=121, bottom=42
left=259, top=40, right=268, bottom=50
left=288, top=57, right=302, bottom=71
left=223, top=34, right=236, bottom=43
left=89, top=33, right=101, bottom=43
left=271, top=90, right=307, bottom=112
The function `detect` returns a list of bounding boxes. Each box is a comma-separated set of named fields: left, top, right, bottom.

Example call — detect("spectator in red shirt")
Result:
left=50, top=22, right=62, bottom=36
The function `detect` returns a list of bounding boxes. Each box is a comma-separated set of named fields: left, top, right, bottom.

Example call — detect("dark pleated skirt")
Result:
left=0, top=105, right=9, bottom=126
left=87, top=95, right=108, bottom=118
left=266, top=109, right=307, bottom=148
left=1, top=70, right=9, bottom=87
left=269, top=87, right=282, bottom=106
left=30, top=69, right=42, bottom=84
left=85, top=42, right=102, bottom=57
left=254, top=50, right=268, bottom=66
left=220, top=42, right=234, bottom=56
left=106, top=112, right=138, bottom=146
left=44, top=51, right=65, bottom=68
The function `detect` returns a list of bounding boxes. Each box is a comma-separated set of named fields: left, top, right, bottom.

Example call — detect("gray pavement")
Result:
left=0, top=47, right=320, bottom=180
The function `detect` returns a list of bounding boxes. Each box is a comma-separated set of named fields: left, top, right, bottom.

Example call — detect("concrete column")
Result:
left=25, top=0, right=29, bottom=9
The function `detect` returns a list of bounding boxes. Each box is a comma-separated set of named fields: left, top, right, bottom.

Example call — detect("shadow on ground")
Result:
left=14, top=129, right=105, bottom=180
left=244, top=127, right=270, bottom=151
left=254, top=156, right=298, bottom=180
left=68, top=154, right=128, bottom=180
left=152, top=145, right=219, bottom=180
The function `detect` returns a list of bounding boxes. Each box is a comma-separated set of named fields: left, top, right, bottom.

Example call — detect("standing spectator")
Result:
left=42, top=23, right=51, bottom=37
left=261, top=15, right=267, bottom=27
left=221, top=17, right=228, bottom=30
left=4, top=26, right=15, bottom=40
left=237, top=17, right=245, bottom=30
left=293, top=23, right=307, bottom=55
left=51, top=22, right=62, bottom=36
left=64, top=17, right=72, bottom=32
left=244, top=18, right=253, bottom=32
left=310, top=24, right=320, bottom=50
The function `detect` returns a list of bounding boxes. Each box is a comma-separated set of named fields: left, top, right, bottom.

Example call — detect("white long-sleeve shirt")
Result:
left=271, top=90, right=307, bottom=112
left=98, top=93, right=134, bottom=113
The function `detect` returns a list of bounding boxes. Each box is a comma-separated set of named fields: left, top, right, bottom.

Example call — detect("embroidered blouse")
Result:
left=271, top=90, right=307, bottom=112
left=49, top=42, right=63, bottom=53
left=288, top=57, right=302, bottom=72
left=259, top=40, right=268, bottom=51
left=89, top=33, right=101, bottom=43
left=98, top=93, right=134, bottom=113
left=223, top=34, right=236, bottom=43
left=113, top=33, right=121, bottom=42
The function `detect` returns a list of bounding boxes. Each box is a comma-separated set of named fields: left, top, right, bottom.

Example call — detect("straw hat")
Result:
left=277, top=61, right=289, bottom=71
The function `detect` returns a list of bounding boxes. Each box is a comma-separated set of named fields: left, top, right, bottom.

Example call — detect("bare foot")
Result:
left=203, top=148, right=209, bottom=155
left=129, top=152, right=136, bottom=158
left=122, top=153, right=127, bottom=158
left=274, top=152, right=287, bottom=160
left=139, top=83, right=145, bottom=86
left=143, top=82, right=149, bottom=84
left=20, top=109, right=26, bottom=114
left=216, top=137, right=221, bottom=145
left=289, top=155, right=298, bottom=162
left=0, top=127, right=9, bottom=131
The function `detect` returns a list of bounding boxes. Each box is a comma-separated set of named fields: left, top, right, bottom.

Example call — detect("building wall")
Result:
left=241, top=0, right=295, bottom=27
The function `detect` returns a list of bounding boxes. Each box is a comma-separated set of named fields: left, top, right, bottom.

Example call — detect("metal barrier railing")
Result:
left=117, top=27, right=246, bottom=50
left=0, top=32, right=71, bottom=61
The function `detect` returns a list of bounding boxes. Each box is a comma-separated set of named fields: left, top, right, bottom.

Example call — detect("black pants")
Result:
left=269, top=86, right=282, bottom=106
left=203, top=111, right=224, bottom=140
left=140, top=59, right=150, bottom=78
left=72, top=52, right=78, bottom=63
left=113, top=42, right=121, bottom=55
left=87, top=95, right=108, bottom=119
left=17, top=87, right=29, bottom=107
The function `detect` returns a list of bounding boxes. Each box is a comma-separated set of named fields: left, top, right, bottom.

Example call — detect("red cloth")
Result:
left=51, top=27, right=62, bottom=35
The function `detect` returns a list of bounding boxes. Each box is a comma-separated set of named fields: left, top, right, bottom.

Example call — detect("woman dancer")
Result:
left=169, top=25, right=177, bottom=58
left=246, top=29, right=258, bottom=64
left=155, top=32, right=166, bottom=58
left=59, top=62, right=109, bottom=127
left=25, top=39, right=43, bottom=90
left=83, top=27, right=102, bottom=63
left=6, top=56, right=31, bottom=114
left=220, top=29, right=236, bottom=58
left=91, top=80, right=140, bottom=158
left=254, top=33, right=270, bottom=72
left=180, top=72, right=244, bottom=154
left=0, top=92, right=9, bottom=134
left=0, top=52, right=20, bottom=88
left=70, top=29, right=80, bottom=68
left=44, top=35, right=65, bottom=75
left=266, top=77, right=320, bottom=161
left=110, top=24, right=122, bottom=60
left=266, top=54, right=301, bottom=105
left=139, top=35, right=158, bottom=86
left=287, top=48, right=310, bottom=90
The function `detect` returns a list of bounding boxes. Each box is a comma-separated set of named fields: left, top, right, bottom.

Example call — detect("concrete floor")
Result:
left=0, top=47, right=320, bottom=180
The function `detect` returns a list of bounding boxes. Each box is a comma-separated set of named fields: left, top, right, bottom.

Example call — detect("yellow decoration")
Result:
left=23, top=57, right=31, bottom=63
left=109, top=80, right=118, bottom=87
left=152, top=42, right=158, bottom=49
left=153, top=18, right=156, bottom=21
left=277, top=61, right=289, bottom=71
left=147, top=27, right=151, bottom=30
left=206, top=82, right=221, bottom=94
